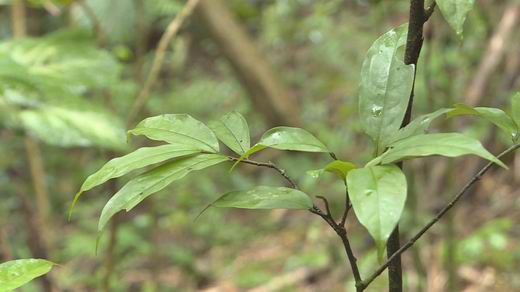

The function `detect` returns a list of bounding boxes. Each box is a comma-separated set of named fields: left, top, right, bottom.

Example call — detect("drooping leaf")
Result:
left=98, top=154, right=228, bottom=231
left=448, top=104, right=517, bottom=139
left=70, top=146, right=202, bottom=217
left=211, top=186, right=313, bottom=210
left=383, top=108, right=450, bottom=146
left=511, top=92, right=520, bottom=131
left=347, top=165, right=407, bottom=261
left=128, top=114, right=219, bottom=153
left=359, top=24, right=415, bottom=155
left=232, top=127, right=329, bottom=169
left=18, top=105, right=126, bottom=150
left=0, top=259, right=54, bottom=291
left=208, top=111, right=250, bottom=155
left=436, top=0, right=476, bottom=36
left=308, top=160, right=357, bottom=181
left=379, top=133, right=507, bottom=168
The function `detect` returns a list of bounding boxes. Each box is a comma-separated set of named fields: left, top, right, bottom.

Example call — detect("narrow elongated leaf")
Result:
left=383, top=108, right=450, bottom=146
left=0, top=259, right=54, bottom=291
left=98, top=154, right=228, bottom=231
left=70, top=145, right=202, bottom=217
left=359, top=24, right=415, bottom=154
left=232, top=127, right=329, bottom=169
left=208, top=111, right=250, bottom=155
left=437, top=0, right=476, bottom=36
left=128, top=114, right=219, bottom=153
left=347, top=165, right=407, bottom=260
left=511, top=92, right=520, bottom=130
left=212, top=186, right=313, bottom=210
left=448, top=104, right=517, bottom=139
left=379, top=133, right=507, bottom=168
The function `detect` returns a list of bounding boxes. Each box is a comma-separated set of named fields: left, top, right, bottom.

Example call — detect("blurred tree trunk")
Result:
left=195, top=0, right=300, bottom=127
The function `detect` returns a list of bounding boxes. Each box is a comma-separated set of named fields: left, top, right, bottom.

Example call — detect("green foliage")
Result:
left=448, top=104, right=518, bottom=140
left=372, top=133, right=506, bottom=168
left=211, top=186, right=313, bottom=210
left=208, top=111, right=250, bottom=155
left=0, top=29, right=125, bottom=150
left=308, top=160, right=357, bottom=181
left=512, top=92, right=520, bottom=128
left=232, top=126, right=329, bottom=169
left=0, top=259, right=54, bottom=292
left=358, top=24, right=414, bottom=155
left=436, top=0, right=476, bottom=36
left=98, top=154, right=228, bottom=231
left=128, top=114, right=220, bottom=153
left=347, top=165, right=407, bottom=261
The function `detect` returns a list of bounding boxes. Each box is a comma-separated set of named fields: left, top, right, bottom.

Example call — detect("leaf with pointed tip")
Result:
left=212, top=186, right=313, bottom=210
left=448, top=104, right=517, bottom=139
left=208, top=111, right=250, bottom=155
left=437, top=0, right=475, bottom=36
left=383, top=108, right=450, bottom=146
left=98, top=154, right=228, bottom=231
left=231, top=127, right=329, bottom=169
left=0, top=259, right=54, bottom=291
left=347, top=165, right=407, bottom=261
left=379, top=133, right=506, bottom=168
left=359, top=24, right=415, bottom=155
left=511, top=92, right=520, bottom=131
left=128, top=114, right=219, bottom=153
left=70, top=145, right=202, bottom=218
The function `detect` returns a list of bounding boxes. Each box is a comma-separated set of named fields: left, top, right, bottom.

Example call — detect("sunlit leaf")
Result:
left=70, top=145, right=202, bottom=218
left=209, top=111, right=250, bottom=155
left=347, top=165, right=407, bottom=261
left=128, top=114, right=219, bottom=153
left=308, top=160, right=357, bottom=181
left=212, top=186, right=313, bottom=210
left=383, top=108, right=450, bottom=146
left=359, top=24, right=415, bottom=154
left=232, top=127, right=329, bottom=169
left=379, top=133, right=507, bottom=168
left=98, top=154, right=228, bottom=231
left=0, top=259, right=54, bottom=291
left=448, top=104, right=517, bottom=139
left=437, top=0, right=476, bottom=36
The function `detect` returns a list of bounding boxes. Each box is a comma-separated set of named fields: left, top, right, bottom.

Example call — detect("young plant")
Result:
left=72, top=1, right=520, bottom=291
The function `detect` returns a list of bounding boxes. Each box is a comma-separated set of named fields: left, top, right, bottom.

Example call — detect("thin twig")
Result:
left=360, top=144, right=520, bottom=289
left=424, top=1, right=436, bottom=21
left=227, top=156, right=297, bottom=189
left=316, top=196, right=332, bottom=216
left=77, top=0, right=106, bottom=46
left=339, top=187, right=351, bottom=226
left=127, top=0, right=201, bottom=126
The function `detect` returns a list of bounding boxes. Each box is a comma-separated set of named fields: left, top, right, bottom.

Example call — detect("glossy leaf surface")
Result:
left=448, top=104, right=517, bottom=139
left=437, top=0, right=476, bottom=35
left=0, top=259, right=54, bottom=292
left=209, top=111, right=250, bottom=155
left=212, top=186, right=313, bottom=210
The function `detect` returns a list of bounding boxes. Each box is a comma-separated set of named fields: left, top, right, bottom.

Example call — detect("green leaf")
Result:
left=379, top=133, right=507, bottom=168
left=347, top=165, right=407, bottom=261
left=511, top=92, right=520, bottom=130
left=208, top=111, right=250, bottom=155
left=437, top=0, right=476, bottom=36
left=448, top=104, right=517, bottom=139
left=359, top=24, right=414, bottom=155
left=308, top=160, right=357, bottom=181
left=0, top=259, right=54, bottom=292
left=98, top=154, right=228, bottom=231
left=70, top=145, right=202, bottom=218
left=18, top=105, right=126, bottom=150
left=383, top=108, right=450, bottom=146
left=128, top=114, right=219, bottom=153
left=232, top=127, right=329, bottom=169
left=212, top=186, right=313, bottom=210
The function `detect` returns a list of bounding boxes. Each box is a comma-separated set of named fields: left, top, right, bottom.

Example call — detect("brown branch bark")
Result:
left=195, top=0, right=300, bottom=127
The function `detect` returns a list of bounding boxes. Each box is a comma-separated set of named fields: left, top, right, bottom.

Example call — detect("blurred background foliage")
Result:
left=0, top=0, right=519, bottom=291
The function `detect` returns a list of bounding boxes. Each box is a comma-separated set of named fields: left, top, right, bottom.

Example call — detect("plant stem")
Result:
left=360, top=144, right=519, bottom=289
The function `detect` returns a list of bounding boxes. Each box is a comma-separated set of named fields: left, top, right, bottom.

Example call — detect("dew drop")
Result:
left=371, top=105, right=383, bottom=117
